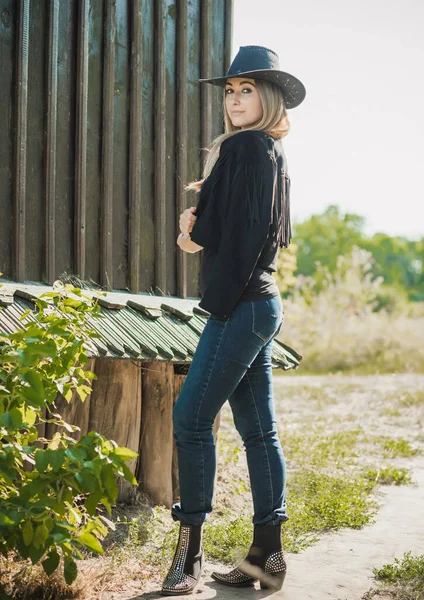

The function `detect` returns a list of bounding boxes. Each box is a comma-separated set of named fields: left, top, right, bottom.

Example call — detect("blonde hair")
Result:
left=186, top=79, right=290, bottom=193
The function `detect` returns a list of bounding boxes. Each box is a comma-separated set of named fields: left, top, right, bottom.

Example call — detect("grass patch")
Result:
left=363, top=466, right=415, bottom=486
left=398, top=391, right=424, bottom=407
left=375, top=437, right=421, bottom=459
left=364, top=553, right=424, bottom=599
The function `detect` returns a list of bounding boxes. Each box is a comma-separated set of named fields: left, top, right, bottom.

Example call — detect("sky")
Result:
left=232, top=0, right=424, bottom=240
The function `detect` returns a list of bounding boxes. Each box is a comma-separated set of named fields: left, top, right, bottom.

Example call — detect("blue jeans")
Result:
left=172, top=295, right=288, bottom=527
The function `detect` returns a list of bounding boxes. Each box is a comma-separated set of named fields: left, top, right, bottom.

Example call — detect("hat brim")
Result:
left=199, top=69, right=306, bottom=109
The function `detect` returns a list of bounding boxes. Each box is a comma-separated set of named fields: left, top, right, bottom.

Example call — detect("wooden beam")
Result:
left=176, top=0, right=189, bottom=299
left=45, top=0, right=59, bottom=284
left=88, top=358, right=142, bottom=503
left=75, top=0, right=89, bottom=279
left=138, top=360, right=174, bottom=507
left=13, top=0, right=30, bottom=282
left=224, top=0, right=233, bottom=69
left=154, top=0, right=167, bottom=295
left=200, top=0, right=213, bottom=151
left=101, top=0, right=116, bottom=289
left=128, top=0, right=143, bottom=292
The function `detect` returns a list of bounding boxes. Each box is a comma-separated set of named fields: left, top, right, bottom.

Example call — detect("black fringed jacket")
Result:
left=190, top=129, right=291, bottom=318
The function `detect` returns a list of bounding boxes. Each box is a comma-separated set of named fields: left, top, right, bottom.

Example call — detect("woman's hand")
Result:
left=177, top=232, right=203, bottom=253
left=179, top=207, right=197, bottom=235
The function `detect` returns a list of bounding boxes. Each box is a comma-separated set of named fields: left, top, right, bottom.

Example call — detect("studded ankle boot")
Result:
left=161, top=523, right=203, bottom=596
left=211, top=523, right=286, bottom=590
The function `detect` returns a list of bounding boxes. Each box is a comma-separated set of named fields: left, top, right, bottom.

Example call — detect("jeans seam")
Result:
left=195, top=319, right=228, bottom=511
left=245, top=370, right=274, bottom=519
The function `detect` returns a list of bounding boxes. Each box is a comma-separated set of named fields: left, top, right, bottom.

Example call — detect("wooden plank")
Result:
left=140, top=0, right=155, bottom=293
left=211, top=0, right=225, bottom=140
left=55, top=2, right=77, bottom=280
left=138, top=360, right=174, bottom=507
left=13, top=0, right=30, bottom=282
left=0, top=0, right=16, bottom=279
left=45, top=0, right=59, bottom=284
left=26, top=2, right=47, bottom=282
left=85, top=1, right=104, bottom=284
left=128, top=0, right=143, bottom=292
left=74, top=0, right=89, bottom=279
left=186, top=0, right=202, bottom=299
left=88, top=358, right=142, bottom=503
left=112, top=0, right=130, bottom=291
left=200, top=0, right=213, bottom=151
left=164, top=0, right=177, bottom=296
left=154, top=0, right=167, bottom=295
left=224, top=0, right=233, bottom=70
left=176, top=0, right=188, bottom=299
left=101, top=0, right=116, bottom=289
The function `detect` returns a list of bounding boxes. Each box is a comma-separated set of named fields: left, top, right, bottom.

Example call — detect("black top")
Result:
left=189, top=130, right=291, bottom=318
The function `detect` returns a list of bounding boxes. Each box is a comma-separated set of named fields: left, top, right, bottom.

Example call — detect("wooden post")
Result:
left=138, top=361, right=174, bottom=507
left=88, top=358, right=142, bottom=503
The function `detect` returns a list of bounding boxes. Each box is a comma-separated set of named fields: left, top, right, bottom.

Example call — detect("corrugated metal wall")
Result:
left=0, top=0, right=233, bottom=298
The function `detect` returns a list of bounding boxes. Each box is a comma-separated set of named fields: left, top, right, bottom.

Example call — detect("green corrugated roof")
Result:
left=0, top=283, right=302, bottom=370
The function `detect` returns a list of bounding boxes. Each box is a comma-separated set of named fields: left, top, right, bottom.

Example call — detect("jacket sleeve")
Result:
left=198, top=133, right=276, bottom=318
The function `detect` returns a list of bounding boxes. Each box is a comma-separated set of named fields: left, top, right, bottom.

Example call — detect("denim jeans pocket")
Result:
left=251, top=299, right=283, bottom=343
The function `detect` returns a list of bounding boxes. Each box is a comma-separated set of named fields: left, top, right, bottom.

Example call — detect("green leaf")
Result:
left=42, top=548, right=60, bottom=576
left=23, top=407, right=37, bottom=426
left=77, top=532, right=104, bottom=554
left=121, top=463, right=137, bottom=485
left=84, top=491, right=102, bottom=516
left=63, top=557, right=78, bottom=585
left=1, top=407, right=23, bottom=429
left=22, top=519, right=34, bottom=546
left=35, top=450, right=49, bottom=473
left=49, top=448, right=65, bottom=472
left=114, top=446, right=138, bottom=460
left=20, top=371, right=45, bottom=406
left=0, top=513, right=14, bottom=526
left=33, top=523, right=49, bottom=549
left=28, top=542, right=45, bottom=565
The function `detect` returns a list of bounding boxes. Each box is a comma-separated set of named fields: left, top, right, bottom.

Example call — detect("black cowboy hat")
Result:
left=199, top=45, right=306, bottom=109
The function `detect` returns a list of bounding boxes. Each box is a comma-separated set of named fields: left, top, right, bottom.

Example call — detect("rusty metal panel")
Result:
left=0, top=0, right=233, bottom=294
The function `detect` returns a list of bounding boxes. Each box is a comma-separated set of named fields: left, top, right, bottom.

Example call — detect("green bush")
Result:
left=0, top=283, right=137, bottom=596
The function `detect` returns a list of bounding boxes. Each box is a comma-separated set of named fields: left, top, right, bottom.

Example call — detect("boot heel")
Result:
left=260, top=570, right=286, bottom=591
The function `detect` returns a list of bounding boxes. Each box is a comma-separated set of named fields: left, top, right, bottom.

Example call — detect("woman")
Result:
left=161, top=45, right=306, bottom=596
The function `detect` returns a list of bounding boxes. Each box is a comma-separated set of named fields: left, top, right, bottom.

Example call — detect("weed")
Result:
left=363, top=466, right=414, bottom=486
left=374, top=438, right=421, bottom=459
left=363, top=553, right=424, bottom=600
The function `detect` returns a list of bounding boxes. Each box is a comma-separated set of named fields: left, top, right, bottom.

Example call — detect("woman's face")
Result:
left=224, top=77, right=263, bottom=129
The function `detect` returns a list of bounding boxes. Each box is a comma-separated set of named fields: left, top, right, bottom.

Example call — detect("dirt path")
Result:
left=108, top=374, right=424, bottom=600
left=131, top=463, right=424, bottom=600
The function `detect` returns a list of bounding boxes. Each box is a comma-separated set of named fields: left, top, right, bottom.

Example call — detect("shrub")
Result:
left=0, top=282, right=137, bottom=596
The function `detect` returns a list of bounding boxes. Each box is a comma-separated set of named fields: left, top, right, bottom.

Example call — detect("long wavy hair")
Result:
left=185, top=79, right=290, bottom=193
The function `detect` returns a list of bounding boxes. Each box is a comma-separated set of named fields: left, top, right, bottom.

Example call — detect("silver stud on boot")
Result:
left=211, top=566, right=256, bottom=587
left=161, top=525, right=203, bottom=596
left=211, top=549, right=287, bottom=591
